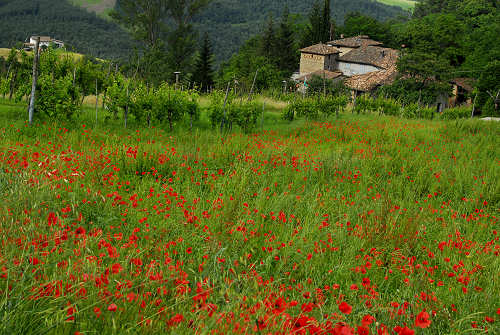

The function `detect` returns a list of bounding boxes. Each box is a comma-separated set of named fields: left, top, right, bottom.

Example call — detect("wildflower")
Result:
left=415, top=310, right=431, bottom=328
left=108, top=303, right=117, bottom=312
left=338, top=301, right=352, bottom=314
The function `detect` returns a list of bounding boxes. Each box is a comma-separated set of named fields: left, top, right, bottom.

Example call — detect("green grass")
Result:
left=376, top=0, right=416, bottom=10
left=0, top=96, right=499, bottom=334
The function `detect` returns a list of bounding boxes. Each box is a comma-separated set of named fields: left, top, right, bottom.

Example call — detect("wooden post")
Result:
left=8, top=66, right=18, bottom=100
left=471, top=93, right=477, bottom=118
left=95, top=78, right=99, bottom=123
left=248, top=69, right=258, bottom=101
left=125, top=83, right=129, bottom=128
left=261, top=101, right=265, bottom=130
left=221, top=81, right=231, bottom=133
left=28, top=37, right=40, bottom=126
left=323, top=70, right=326, bottom=97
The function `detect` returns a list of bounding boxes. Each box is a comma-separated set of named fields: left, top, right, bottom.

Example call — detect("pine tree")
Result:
left=192, top=33, right=214, bottom=92
left=275, top=7, right=297, bottom=75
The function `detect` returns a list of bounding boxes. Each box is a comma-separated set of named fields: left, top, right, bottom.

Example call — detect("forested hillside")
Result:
left=190, top=0, right=408, bottom=61
left=0, top=0, right=134, bottom=59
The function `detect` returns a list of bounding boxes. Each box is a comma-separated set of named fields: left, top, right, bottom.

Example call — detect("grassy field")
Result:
left=376, top=0, right=416, bottom=10
left=0, top=48, right=10, bottom=59
left=0, top=97, right=499, bottom=334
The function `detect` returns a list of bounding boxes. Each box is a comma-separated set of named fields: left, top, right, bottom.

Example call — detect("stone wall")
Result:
left=300, top=53, right=325, bottom=75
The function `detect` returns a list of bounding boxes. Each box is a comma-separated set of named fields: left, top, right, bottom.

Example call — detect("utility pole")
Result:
left=28, top=37, right=40, bottom=126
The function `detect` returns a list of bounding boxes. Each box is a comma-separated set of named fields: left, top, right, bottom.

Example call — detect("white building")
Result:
left=24, top=36, right=65, bottom=51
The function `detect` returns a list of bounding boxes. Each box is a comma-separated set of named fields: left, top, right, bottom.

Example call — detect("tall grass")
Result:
left=0, top=97, right=499, bottom=334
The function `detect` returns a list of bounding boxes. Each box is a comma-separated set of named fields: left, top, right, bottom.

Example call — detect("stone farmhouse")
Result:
left=24, top=36, right=65, bottom=51
left=298, top=35, right=399, bottom=95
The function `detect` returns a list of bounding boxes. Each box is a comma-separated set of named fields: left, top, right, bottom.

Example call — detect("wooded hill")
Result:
left=0, top=0, right=134, bottom=60
left=0, top=0, right=407, bottom=62
left=189, top=0, right=409, bottom=61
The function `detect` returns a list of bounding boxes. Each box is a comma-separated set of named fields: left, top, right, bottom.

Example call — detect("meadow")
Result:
left=0, top=98, right=498, bottom=334
left=375, top=0, right=416, bottom=11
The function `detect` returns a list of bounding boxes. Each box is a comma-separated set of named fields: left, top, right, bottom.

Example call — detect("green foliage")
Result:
left=378, top=78, right=451, bottom=106
left=207, top=90, right=261, bottom=132
left=154, top=84, right=189, bottom=130
left=438, top=105, right=472, bottom=120
left=283, top=95, right=348, bottom=121
left=130, top=83, right=153, bottom=123
left=36, top=74, right=81, bottom=120
left=192, top=33, right=215, bottom=92
left=105, top=75, right=131, bottom=120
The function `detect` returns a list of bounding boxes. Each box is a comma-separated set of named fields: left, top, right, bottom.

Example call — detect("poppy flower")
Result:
left=338, top=301, right=352, bottom=314
left=415, top=310, right=431, bottom=328
left=108, top=303, right=117, bottom=312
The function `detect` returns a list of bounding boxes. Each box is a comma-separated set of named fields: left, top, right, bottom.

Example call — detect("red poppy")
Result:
left=338, top=301, right=352, bottom=314
left=108, top=303, right=117, bottom=312
left=415, top=310, right=431, bottom=328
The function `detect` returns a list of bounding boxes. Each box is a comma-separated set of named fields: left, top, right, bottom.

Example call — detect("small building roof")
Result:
left=344, top=66, right=398, bottom=92
left=30, top=36, right=53, bottom=42
left=327, top=35, right=383, bottom=48
left=296, top=70, right=344, bottom=83
left=338, top=46, right=399, bottom=69
left=450, top=78, right=475, bottom=92
left=300, top=43, right=340, bottom=55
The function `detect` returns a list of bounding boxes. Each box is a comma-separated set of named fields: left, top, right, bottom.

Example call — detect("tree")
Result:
left=112, top=0, right=211, bottom=83
left=111, top=0, right=169, bottom=49
left=301, top=1, right=323, bottom=47
left=341, top=12, right=394, bottom=47
left=260, top=14, right=276, bottom=58
left=192, top=33, right=214, bottom=92
left=477, top=60, right=500, bottom=115
left=275, top=7, right=298, bottom=75
left=321, top=0, right=331, bottom=42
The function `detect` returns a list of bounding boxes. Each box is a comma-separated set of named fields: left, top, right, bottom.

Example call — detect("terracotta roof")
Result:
left=338, top=46, right=399, bottom=69
left=450, top=78, right=475, bottom=92
left=327, top=35, right=383, bottom=48
left=296, top=70, right=344, bottom=83
left=300, top=43, right=340, bottom=55
left=344, top=66, right=398, bottom=92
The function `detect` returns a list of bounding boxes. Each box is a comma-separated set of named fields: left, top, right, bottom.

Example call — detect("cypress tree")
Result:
left=192, top=33, right=214, bottom=92
left=322, top=0, right=331, bottom=42
left=301, top=1, right=323, bottom=47
left=275, top=7, right=297, bottom=74
left=260, top=14, right=276, bottom=58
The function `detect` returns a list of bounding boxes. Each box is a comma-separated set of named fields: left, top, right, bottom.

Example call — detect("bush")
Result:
left=438, top=106, right=472, bottom=120
left=36, top=74, right=81, bottom=120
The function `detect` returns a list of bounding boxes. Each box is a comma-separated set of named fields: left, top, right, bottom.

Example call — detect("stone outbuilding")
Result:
left=299, top=43, right=340, bottom=76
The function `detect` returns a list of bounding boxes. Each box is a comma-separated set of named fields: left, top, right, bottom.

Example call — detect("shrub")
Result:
left=439, top=106, right=472, bottom=120
left=35, top=74, right=81, bottom=120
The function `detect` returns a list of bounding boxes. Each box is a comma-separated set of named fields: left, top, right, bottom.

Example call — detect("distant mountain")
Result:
left=0, top=0, right=408, bottom=62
